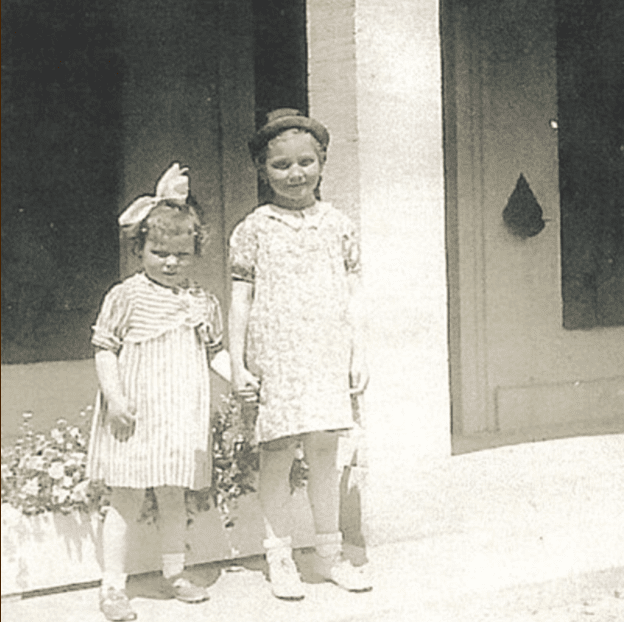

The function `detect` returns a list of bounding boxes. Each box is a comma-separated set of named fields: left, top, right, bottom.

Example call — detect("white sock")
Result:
left=315, top=532, right=342, bottom=558
left=162, top=552, right=185, bottom=579
left=101, top=571, right=127, bottom=592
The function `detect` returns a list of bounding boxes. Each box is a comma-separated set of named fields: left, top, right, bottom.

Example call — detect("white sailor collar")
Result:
left=255, top=201, right=331, bottom=230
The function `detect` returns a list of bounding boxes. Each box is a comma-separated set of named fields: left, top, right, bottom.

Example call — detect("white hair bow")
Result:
left=118, top=162, right=189, bottom=235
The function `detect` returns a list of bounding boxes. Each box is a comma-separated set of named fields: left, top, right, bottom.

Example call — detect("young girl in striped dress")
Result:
left=87, top=163, right=224, bottom=621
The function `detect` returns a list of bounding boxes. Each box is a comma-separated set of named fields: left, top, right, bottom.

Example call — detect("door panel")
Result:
left=118, top=0, right=225, bottom=304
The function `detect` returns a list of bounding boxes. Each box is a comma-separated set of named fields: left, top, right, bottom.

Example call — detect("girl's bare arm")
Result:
left=229, top=280, right=260, bottom=398
left=94, top=348, right=136, bottom=433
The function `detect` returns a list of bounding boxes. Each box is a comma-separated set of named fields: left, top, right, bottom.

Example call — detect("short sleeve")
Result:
left=229, top=217, right=257, bottom=283
left=341, top=217, right=361, bottom=275
left=91, top=283, right=131, bottom=354
left=204, top=293, right=224, bottom=353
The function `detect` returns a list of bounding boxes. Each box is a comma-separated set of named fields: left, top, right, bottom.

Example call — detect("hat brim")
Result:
left=249, top=115, right=330, bottom=158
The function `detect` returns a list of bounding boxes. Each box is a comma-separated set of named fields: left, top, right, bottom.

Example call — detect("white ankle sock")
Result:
left=162, top=552, right=185, bottom=579
left=315, top=532, right=342, bottom=558
left=101, top=571, right=127, bottom=592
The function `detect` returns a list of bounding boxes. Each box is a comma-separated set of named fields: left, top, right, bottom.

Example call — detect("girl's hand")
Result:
left=107, top=398, right=137, bottom=442
left=349, top=351, right=370, bottom=396
left=233, top=367, right=260, bottom=403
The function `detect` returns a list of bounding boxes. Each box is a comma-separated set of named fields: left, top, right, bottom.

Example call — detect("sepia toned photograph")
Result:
left=2, top=0, right=623, bottom=620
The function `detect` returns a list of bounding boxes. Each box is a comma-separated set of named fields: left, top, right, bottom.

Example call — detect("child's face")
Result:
left=262, top=130, right=322, bottom=209
left=142, top=230, right=195, bottom=288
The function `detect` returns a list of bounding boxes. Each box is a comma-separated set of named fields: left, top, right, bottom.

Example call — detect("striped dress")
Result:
left=86, top=272, right=222, bottom=490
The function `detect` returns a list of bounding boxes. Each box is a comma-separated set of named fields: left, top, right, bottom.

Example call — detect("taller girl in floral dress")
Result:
left=87, top=163, right=223, bottom=621
left=229, top=109, right=371, bottom=600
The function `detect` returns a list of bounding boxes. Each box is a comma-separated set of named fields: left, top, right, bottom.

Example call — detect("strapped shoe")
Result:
left=313, top=533, right=372, bottom=593
left=264, top=536, right=305, bottom=600
left=167, top=575, right=211, bottom=603
left=99, top=587, right=137, bottom=621
left=313, top=553, right=373, bottom=592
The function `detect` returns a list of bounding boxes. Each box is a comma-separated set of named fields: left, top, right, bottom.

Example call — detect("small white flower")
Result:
left=52, top=485, right=70, bottom=503
left=69, top=452, right=86, bottom=464
left=22, top=477, right=40, bottom=496
left=48, top=461, right=65, bottom=480
left=70, top=480, right=90, bottom=503
left=43, top=447, right=59, bottom=461
left=50, top=428, right=64, bottom=443
left=64, top=457, right=79, bottom=469
left=62, top=475, right=73, bottom=488
left=26, top=456, right=45, bottom=471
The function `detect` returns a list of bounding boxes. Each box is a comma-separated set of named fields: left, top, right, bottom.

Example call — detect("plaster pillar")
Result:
left=308, top=0, right=451, bottom=542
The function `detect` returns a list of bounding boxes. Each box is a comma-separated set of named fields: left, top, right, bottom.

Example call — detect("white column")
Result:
left=308, top=0, right=451, bottom=542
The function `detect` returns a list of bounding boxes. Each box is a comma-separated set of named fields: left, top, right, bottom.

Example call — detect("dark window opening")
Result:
left=1, top=0, right=124, bottom=364
left=557, top=0, right=624, bottom=329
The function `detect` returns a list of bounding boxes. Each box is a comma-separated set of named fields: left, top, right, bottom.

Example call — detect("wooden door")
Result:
left=443, top=0, right=624, bottom=449
left=118, top=0, right=256, bottom=310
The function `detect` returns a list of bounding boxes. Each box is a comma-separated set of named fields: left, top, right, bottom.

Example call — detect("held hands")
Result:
left=106, top=397, right=137, bottom=442
left=232, top=366, right=261, bottom=403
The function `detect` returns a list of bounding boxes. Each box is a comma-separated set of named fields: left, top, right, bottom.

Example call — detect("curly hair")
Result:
left=131, top=199, right=206, bottom=257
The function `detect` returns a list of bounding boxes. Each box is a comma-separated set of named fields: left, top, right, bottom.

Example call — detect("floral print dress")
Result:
left=229, top=202, right=360, bottom=443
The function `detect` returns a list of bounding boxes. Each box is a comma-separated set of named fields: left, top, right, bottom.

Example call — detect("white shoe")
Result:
left=313, top=553, right=372, bottom=592
left=264, top=537, right=305, bottom=600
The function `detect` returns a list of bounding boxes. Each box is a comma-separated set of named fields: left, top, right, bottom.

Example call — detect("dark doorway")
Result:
left=251, top=0, right=308, bottom=205
left=252, top=0, right=308, bottom=126
left=1, top=0, right=309, bottom=365
left=1, top=0, right=123, bottom=363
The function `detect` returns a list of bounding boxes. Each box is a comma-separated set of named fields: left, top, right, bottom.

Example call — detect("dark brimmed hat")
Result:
left=249, top=108, right=330, bottom=159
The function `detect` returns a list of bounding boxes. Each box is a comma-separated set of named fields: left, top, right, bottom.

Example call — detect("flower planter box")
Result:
left=2, top=391, right=323, bottom=597
left=1, top=491, right=315, bottom=597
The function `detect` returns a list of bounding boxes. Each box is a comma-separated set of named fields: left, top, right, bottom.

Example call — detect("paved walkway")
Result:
left=3, top=541, right=623, bottom=622
left=4, top=434, right=624, bottom=621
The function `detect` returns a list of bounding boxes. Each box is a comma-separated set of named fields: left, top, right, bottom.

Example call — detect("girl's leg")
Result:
left=259, top=437, right=297, bottom=539
left=101, top=487, right=145, bottom=591
left=259, top=438, right=304, bottom=600
left=304, top=431, right=372, bottom=592
left=100, top=487, right=144, bottom=621
left=153, top=486, right=209, bottom=603
left=152, top=486, right=186, bottom=576
left=303, top=431, right=341, bottom=535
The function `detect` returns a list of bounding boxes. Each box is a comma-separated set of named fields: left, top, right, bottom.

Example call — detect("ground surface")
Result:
left=3, top=542, right=623, bottom=622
